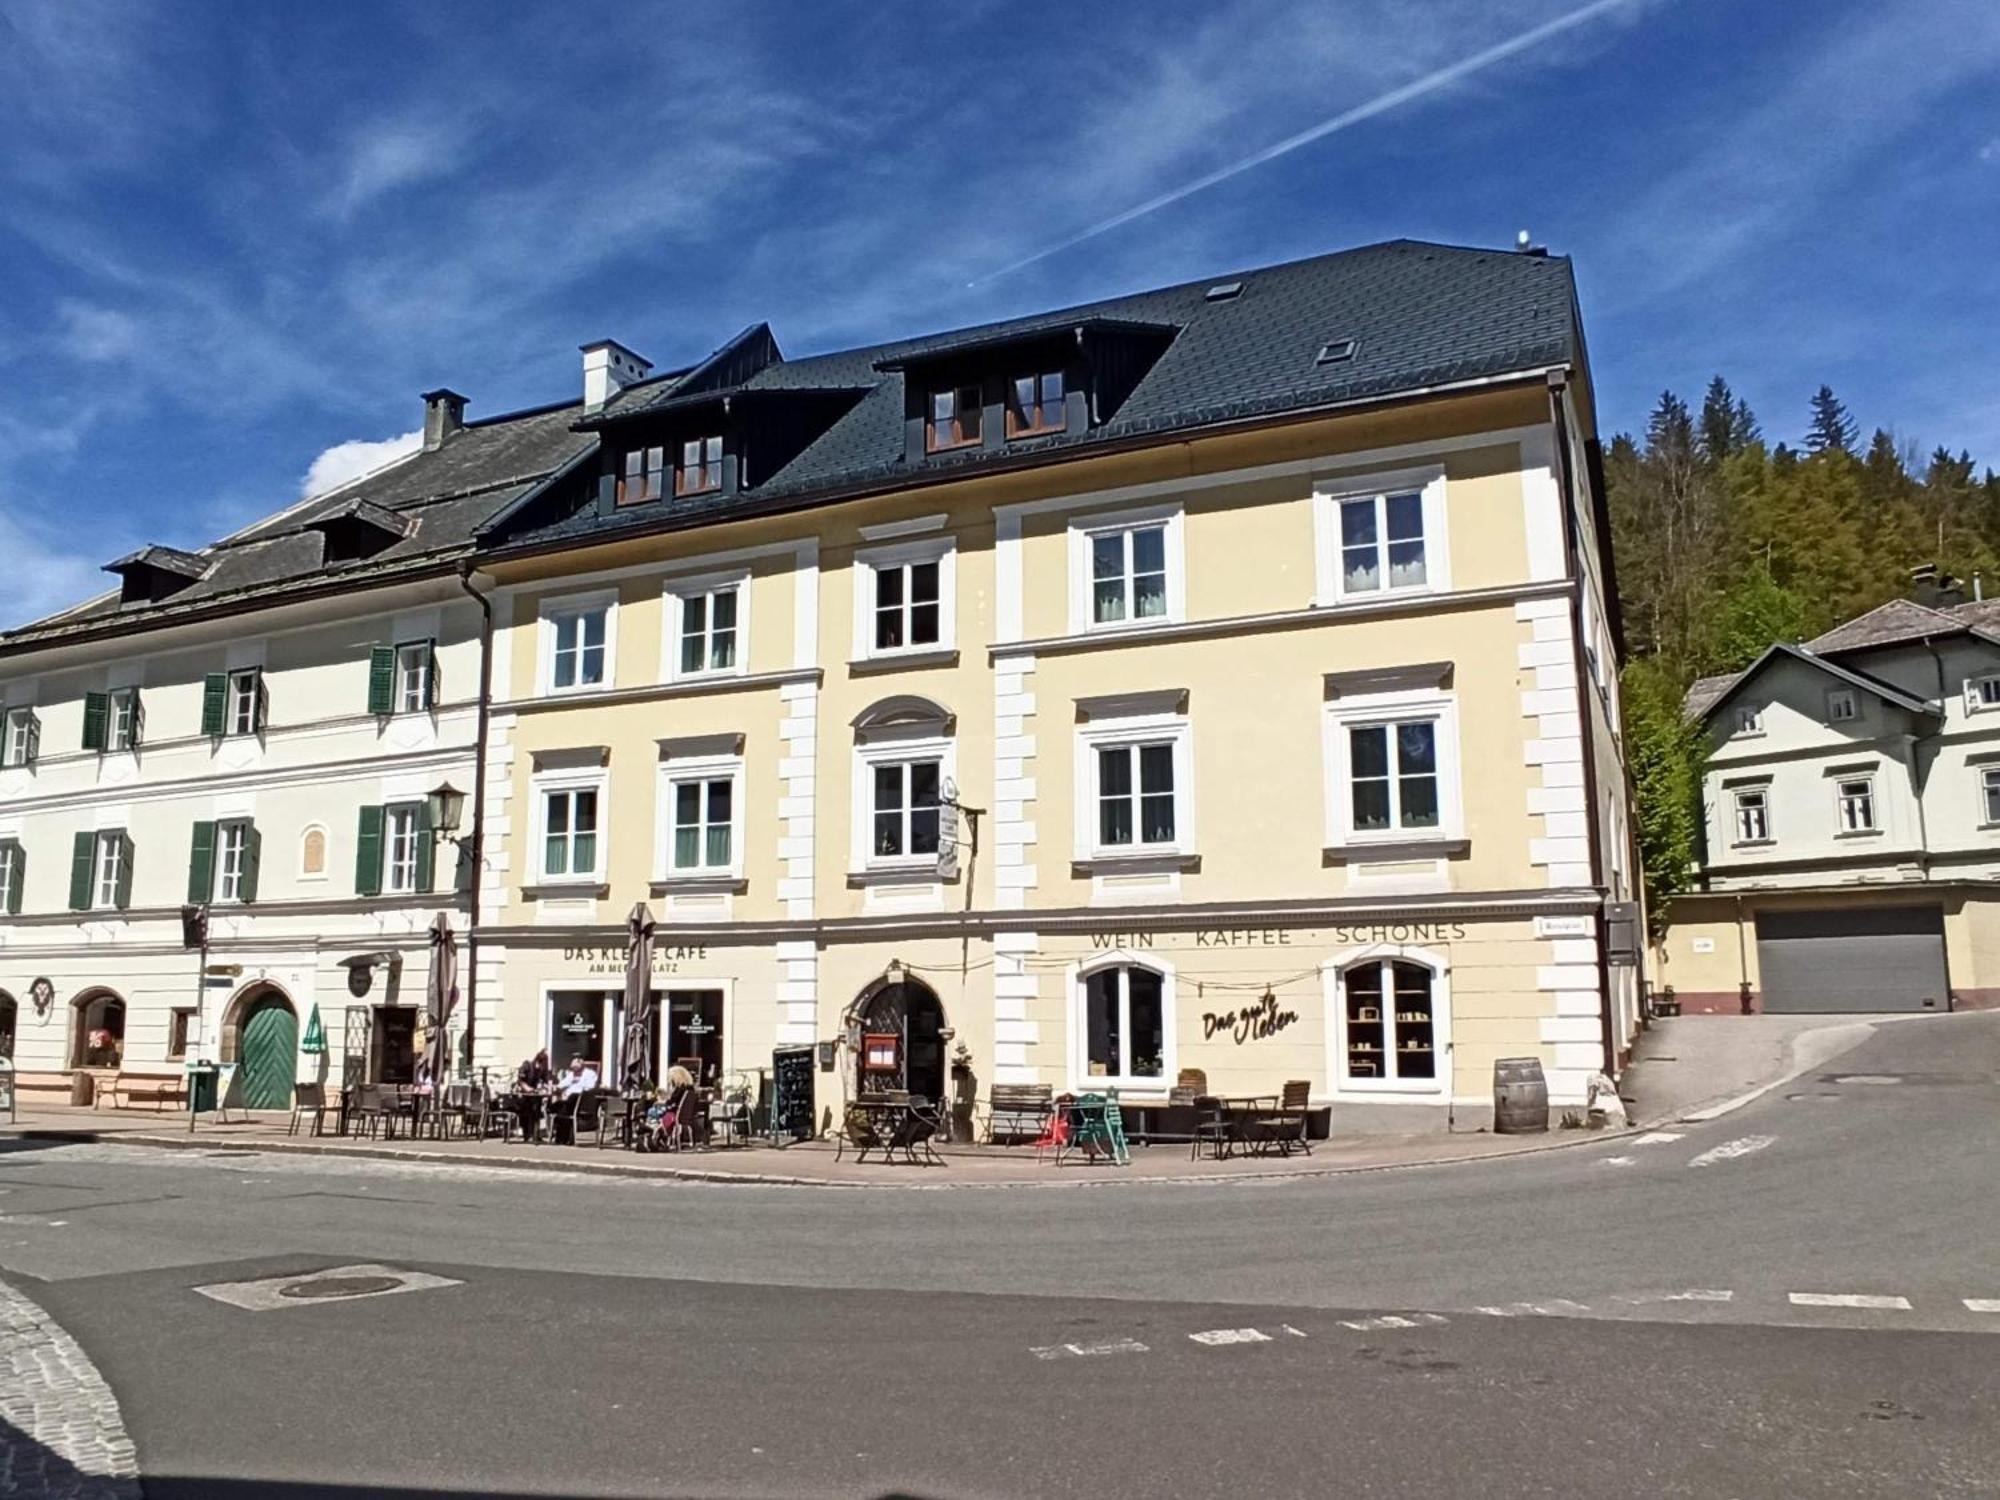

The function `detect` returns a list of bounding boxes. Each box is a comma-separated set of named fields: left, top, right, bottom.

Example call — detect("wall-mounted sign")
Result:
left=1691, top=937, right=1716, bottom=954
left=1200, top=992, right=1300, bottom=1046
left=1534, top=915, right=1592, bottom=939
left=561, top=944, right=708, bottom=976
left=206, top=963, right=243, bottom=978
left=1088, top=921, right=1471, bottom=953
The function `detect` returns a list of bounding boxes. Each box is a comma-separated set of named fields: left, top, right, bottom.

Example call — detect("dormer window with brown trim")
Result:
left=677, top=435, right=724, bottom=496
left=926, top=386, right=982, bottom=453
left=1006, top=370, right=1066, bottom=438
left=618, top=446, right=666, bottom=505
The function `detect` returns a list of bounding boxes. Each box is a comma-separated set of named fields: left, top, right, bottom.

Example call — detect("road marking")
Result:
left=1282, top=1325, right=1308, bottom=1338
left=1475, top=1300, right=1590, bottom=1317
left=1830, top=1074, right=1902, bottom=1085
left=1632, top=1131, right=1684, bottom=1145
left=1031, top=1338, right=1149, bottom=1360
left=1688, top=1135, right=1775, bottom=1168
left=1189, top=1327, right=1271, bottom=1346
left=1599, top=1156, right=1634, bottom=1166
left=1963, top=1300, right=2000, bottom=1314
left=1616, top=1289, right=1734, bottom=1305
left=1339, top=1315, right=1417, bottom=1330
left=1789, top=1292, right=1912, bottom=1310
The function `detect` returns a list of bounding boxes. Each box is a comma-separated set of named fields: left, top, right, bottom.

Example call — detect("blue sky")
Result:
left=2, top=0, right=1997, bottom=627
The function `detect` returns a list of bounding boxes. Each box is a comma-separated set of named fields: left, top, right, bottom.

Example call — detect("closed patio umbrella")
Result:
left=621, top=902, right=655, bottom=1089
left=427, top=913, right=457, bottom=1081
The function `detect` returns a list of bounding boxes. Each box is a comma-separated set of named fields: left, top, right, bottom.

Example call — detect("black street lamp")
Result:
left=426, top=781, right=467, bottom=843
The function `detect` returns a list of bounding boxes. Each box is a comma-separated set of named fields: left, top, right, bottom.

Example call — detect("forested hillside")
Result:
left=1606, top=379, right=2000, bottom=926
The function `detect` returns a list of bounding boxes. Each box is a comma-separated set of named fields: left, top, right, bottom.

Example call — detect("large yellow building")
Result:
left=465, top=240, right=1640, bottom=1129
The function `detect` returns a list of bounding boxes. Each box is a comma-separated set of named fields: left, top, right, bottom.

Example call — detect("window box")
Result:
left=1313, top=467, right=1450, bottom=606
left=1067, top=503, right=1186, bottom=635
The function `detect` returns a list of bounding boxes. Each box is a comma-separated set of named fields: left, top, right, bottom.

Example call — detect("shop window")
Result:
left=1078, top=963, right=1168, bottom=1089
left=71, top=991, right=126, bottom=1069
left=547, top=991, right=610, bottom=1076
left=1340, top=959, right=1436, bottom=1086
left=663, top=990, right=725, bottom=1086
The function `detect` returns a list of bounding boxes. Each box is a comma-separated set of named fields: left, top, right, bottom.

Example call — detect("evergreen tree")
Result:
left=1620, top=658, right=1708, bottom=937
left=1697, top=377, right=1758, bottom=463
left=1805, top=384, right=1858, bottom=455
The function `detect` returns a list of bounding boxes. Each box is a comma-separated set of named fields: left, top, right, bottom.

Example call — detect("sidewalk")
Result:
left=0, top=1103, right=1604, bottom=1188
left=1620, top=1012, right=1885, bottom=1125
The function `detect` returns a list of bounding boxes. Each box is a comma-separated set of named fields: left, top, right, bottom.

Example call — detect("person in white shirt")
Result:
left=557, top=1056, right=598, bottom=1097
left=550, top=1055, right=599, bottom=1144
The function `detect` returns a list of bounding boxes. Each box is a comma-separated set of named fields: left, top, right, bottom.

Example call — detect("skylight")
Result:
left=1316, top=338, right=1359, bottom=365
left=1204, top=281, right=1243, bottom=302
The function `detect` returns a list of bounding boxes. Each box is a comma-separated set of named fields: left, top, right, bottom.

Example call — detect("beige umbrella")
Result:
left=620, top=902, right=655, bottom=1089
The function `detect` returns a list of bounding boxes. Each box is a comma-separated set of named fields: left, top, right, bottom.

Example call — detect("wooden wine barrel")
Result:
left=1492, top=1056, right=1550, bottom=1134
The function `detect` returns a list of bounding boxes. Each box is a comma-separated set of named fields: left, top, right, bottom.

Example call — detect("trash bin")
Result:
left=186, top=1063, right=218, bottom=1114
left=1493, top=1056, right=1550, bottom=1134
left=70, top=1071, right=95, bottom=1106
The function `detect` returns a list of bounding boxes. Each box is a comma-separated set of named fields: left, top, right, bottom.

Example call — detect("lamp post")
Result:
left=425, top=781, right=466, bottom=844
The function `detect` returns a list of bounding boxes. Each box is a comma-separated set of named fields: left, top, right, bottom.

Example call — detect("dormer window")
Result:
left=1006, top=371, right=1066, bottom=438
left=677, top=436, right=724, bottom=497
left=926, top=386, right=981, bottom=453
left=618, top=447, right=665, bottom=505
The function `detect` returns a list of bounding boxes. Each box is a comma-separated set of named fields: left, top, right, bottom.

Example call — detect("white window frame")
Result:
left=1825, top=687, right=1858, bottom=724
left=383, top=804, right=421, bottom=895
left=107, top=687, right=140, bottom=751
left=1322, top=685, right=1463, bottom=849
left=1734, top=704, right=1764, bottom=737
left=1322, top=946, right=1451, bottom=1098
left=850, top=730, right=955, bottom=875
left=1, top=707, right=33, bottom=768
left=1073, top=708, right=1195, bottom=863
left=537, top=590, right=618, bottom=697
left=1313, top=465, right=1450, bottom=607
left=1982, top=767, right=2000, bottom=827
left=0, top=840, right=21, bottom=910
left=532, top=768, right=609, bottom=886
left=227, top=669, right=261, bottom=737
left=1731, top=786, right=1771, bottom=845
left=663, top=569, right=750, bottom=683
left=395, top=642, right=432, bottom=715
left=1066, top=950, right=1177, bottom=1095
left=1834, top=775, right=1876, bottom=834
left=92, top=831, right=125, bottom=910
left=656, top=753, right=745, bottom=881
left=852, top=536, right=956, bottom=660
left=1967, top=675, right=2000, bottom=714
left=1067, top=502, right=1186, bottom=635
left=215, top=820, right=249, bottom=904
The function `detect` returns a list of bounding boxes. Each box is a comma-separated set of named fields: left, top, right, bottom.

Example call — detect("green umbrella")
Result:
left=301, top=1003, right=326, bottom=1055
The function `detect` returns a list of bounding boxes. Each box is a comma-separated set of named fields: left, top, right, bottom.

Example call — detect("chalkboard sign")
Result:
left=771, top=1045, right=815, bottom=1143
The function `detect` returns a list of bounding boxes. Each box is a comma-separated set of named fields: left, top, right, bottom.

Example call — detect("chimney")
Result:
left=422, top=388, right=467, bottom=451
left=581, top=339, right=652, bottom=411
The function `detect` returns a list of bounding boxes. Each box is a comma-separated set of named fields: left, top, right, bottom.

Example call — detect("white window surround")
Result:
left=91, top=831, right=124, bottom=910
left=530, top=766, right=610, bottom=886
left=1065, top=949, right=1178, bottom=1095
left=1321, top=945, right=1451, bottom=1098
left=1834, top=775, right=1877, bottom=835
left=663, top=569, right=751, bottom=683
left=655, top=752, right=746, bottom=882
left=298, top=823, right=330, bottom=883
left=536, top=590, right=618, bottom=697
left=1981, top=766, right=2000, bottom=827
left=1734, top=704, right=1764, bottom=736
left=1731, top=785, right=1771, bottom=846
left=850, top=727, right=956, bottom=877
left=1322, top=683, right=1463, bottom=851
left=1066, top=502, right=1187, bottom=635
left=1966, top=675, right=2000, bottom=714
left=1825, top=687, right=1858, bottom=724
left=1312, top=465, right=1450, bottom=607
left=1072, top=697, right=1195, bottom=865
left=852, top=534, right=957, bottom=661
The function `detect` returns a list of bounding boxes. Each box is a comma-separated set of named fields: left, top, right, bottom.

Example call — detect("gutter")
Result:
left=455, top=563, right=495, bottom=1069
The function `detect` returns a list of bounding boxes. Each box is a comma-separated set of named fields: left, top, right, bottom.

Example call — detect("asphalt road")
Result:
left=2, top=1011, right=1996, bottom=1499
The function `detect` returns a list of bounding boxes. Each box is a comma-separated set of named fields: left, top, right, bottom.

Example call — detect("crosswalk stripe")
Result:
left=1688, top=1135, right=1776, bottom=1167
left=1188, top=1327, right=1271, bottom=1346
left=1632, top=1131, right=1684, bottom=1145
left=1789, top=1292, right=1911, bottom=1310
left=1963, top=1299, right=2000, bottom=1314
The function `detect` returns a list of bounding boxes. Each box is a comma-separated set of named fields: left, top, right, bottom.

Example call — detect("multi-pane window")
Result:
left=93, top=832, right=126, bottom=909
left=1342, top=960, right=1436, bottom=1084
left=228, top=669, right=262, bottom=736
left=0, top=840, right=21, bottom=914
left=619, top=446, right=665, bottom=505
left=677, top=436, right=723, bottom=496
left=396, top=643, right=432, bottom=714
left=1735, top=705, right=1763, bottom=735
left=871, top=758, right=941, bottom=860
left=2, top=707, right=37, bottom=768
left=1090, top=524, right=1168, bottom=625
left=1826, top=688, right=1858, bottom=724
left=1082, top=964, right=1166, bottom=1086
left=542, top=788, right=600, bottom=880
left=550, top=606, right=608, bottom=691
left=1837, top=778, right=1876, bottom=833
left=1006, top=370, right=1065, bottom=437
left=168, top=1009, right=195, bottom=1060
left=1348, top=722, right=1440, bottom=833
left=384, top=805, right=421, bottom=894
left=1983, top=768, right=2000, bottom=825
left=216, top=822, right=249, bottom=902
left=1097, top=743, right=1176, bottom=848
left=1733, top=788, right=1770, bottom=843
left=1339, top=491, right=1426, bottom=594
left=108, top=688, right=140, bottom=750
left=1973, top=676, right=2000, bottom=709
left=873, top=558, right=940, bottom=652
left=926, top=385, right=981, bottom=452
left=670, top=777, right=734, bottom=872
left=678, top=585, right=740, bottom=676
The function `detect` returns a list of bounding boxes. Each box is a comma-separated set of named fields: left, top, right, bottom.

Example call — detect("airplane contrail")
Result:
left=970, top=0, right=1639, bottom=286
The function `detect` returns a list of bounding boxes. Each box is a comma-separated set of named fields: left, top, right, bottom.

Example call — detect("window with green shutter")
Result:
left=68, top=830, right=94, bottom=910
left=112, top=831, right=134, bottom=910
left=413, top=802, right=436, bottom=892
left=367, top=646, right=397, bottom=715
left=354, top=805, right=385, bottom=895
left=239, top=823, right=261, bottom=903
left=187, top=821, right=217, bottom=903
left=82, top=692, right=108, bottom=752
left=201, top=674, right=228, bottom=736
left=0, top=839, right=24, bottom=916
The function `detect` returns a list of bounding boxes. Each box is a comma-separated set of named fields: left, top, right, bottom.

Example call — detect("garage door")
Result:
left=1754, top=906, right=1947, bottom=1013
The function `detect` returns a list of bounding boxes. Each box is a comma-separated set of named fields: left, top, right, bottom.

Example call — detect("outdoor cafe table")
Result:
left=840, top=1096, right=944, bottom=1164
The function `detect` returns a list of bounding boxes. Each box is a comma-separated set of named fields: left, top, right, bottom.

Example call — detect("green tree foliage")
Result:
left=1805, top=383, right=1858, bottom=455
left=1621, top=658, right=1707, bottom=937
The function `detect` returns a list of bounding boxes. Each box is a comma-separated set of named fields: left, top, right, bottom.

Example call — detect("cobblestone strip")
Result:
left=0, top=1275, right=141, bottom=1499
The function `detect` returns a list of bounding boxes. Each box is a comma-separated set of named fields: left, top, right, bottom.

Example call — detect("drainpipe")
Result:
left=1734, top=892, right=1752, bottom=1015
left=1545, top=372, right=1618, bottom=1078
left=456, top=563, right=494, bottom=1071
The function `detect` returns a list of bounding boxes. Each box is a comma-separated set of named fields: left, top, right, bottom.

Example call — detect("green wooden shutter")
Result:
left=201, top=674, right=227, bottom=736
left=413, top=802, right=436, bottom=893
left=4, top=841, right=23, bottom=915
left=128, top=689, right=145, bottom=749
left=253, top=671, right=268, bottom=732
left=24, top=712, right=38, bottom=767
left=240, top=823, right=261, bottom=904
left=113, top=831, right=134, bottom=909
left=68, top=831, right=94, bottom=910
left=187, top=821, right=217, bottom=904
left=367, top=646, right=396, bottom=715
left=355, top=805, right=385, bottom=896
left=81, top=692, right=107, bottom=751
left=425, top=641, right=440, bottom=711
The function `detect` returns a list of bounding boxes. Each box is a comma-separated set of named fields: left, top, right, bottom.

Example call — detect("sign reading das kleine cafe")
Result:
left=561, top=945, right=709, bottom=976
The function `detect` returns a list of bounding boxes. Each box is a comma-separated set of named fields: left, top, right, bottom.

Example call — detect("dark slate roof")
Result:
left=1807, top=598, right=1966, bottom=654
left=1688, top=643, right=1935, bottom=724
left=1683, top=673, right=1738, bottom=720
left=6, top=400, right=593, bottom=649
left=494, top=238, right=1579, bottom=550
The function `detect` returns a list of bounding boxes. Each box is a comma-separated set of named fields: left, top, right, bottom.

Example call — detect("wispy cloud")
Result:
left=300, top=428, right=422, bottom=499
left=325, top=118, right=468, bottom=218
left=56, top=299, right=141, bottom=362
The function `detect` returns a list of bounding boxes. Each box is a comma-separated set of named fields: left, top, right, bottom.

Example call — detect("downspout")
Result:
left=1546, top=371, right=1618, bottom=1077
left=1917, top=638, right=1946, bottom=885
left=456, top=563, right=494, bottom=1072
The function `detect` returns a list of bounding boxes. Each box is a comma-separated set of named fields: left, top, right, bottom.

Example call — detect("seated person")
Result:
left=548, top=1055, right=600, bottom=1143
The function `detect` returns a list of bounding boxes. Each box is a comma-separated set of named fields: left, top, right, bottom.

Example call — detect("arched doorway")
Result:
left=70, top=991, right=126, bottom=1069
left=0, top=991, right=16, bottom=1061
left=854, top=976, right=947, bottom=1104
left=224, top=986, right=299, bottom=1110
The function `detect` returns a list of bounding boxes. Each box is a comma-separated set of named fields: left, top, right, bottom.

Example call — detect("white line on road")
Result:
left=1599, top=1156, right=1634, bottom=1167
left=1474, top=1300, right=1591, bottom=1317
left=1688, top=1135, right=1776, bottom=1167
left=1616, top=1289, right=1735, bottom=1304
left=1339, top=1315, right=1417, bottom=1330
left=1030, top=1338, right=1150, bottom=1359
left=1282, top=1325, right=1309, bottom=1338
left=1963, top=1300, right=2000, bottom=1314
left=1188, top=1328, right=1272, bottom=1346
left=1632, top=1131, right=1685, bottom=1145
left=1789, top=1292, right=1912, bottom=1310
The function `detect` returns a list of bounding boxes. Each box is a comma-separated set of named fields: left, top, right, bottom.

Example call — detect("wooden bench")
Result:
left=102, top=1070, right=187, bottom=1112
left=983, top=1083, right=1053, bottom=1143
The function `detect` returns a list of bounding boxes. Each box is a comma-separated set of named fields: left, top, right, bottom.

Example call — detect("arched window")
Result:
left=0, top=991, right=16, bottom=1062
left=300, top=825, right=328, bottom=879
left=71, top=991, right=126, bottom=1069
left=1338, top=959, right=1437, bottom=1086
left=1076, top=960, right=1169, bottom=1089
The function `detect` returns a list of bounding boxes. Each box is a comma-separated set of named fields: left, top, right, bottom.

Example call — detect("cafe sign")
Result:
left=1088, top=921, right=1469, bottom=951
left=562, top=944, right=709, bottom=976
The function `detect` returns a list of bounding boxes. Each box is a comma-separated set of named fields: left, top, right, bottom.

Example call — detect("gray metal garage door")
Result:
left=1754, top=906, right=1947, bottom=1013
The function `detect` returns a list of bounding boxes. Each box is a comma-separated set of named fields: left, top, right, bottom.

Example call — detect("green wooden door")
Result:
left=239, top=998, right=298, bottom=1110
